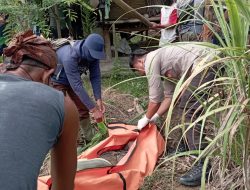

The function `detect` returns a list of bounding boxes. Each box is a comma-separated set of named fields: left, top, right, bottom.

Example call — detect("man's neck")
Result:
left=6, top=67, right=33, bottom=81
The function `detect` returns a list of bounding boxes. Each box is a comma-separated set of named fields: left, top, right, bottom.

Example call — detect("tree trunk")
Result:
left=53, top=5, right=62, bottom=38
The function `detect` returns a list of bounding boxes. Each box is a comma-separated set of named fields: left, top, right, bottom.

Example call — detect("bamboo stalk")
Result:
left=112, top=23, right=118, bottom=62
left=112, top=0, right=153, bottom=27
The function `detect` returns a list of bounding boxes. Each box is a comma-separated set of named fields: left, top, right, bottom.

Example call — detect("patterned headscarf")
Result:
left=3, top=30, right=57, bottom=69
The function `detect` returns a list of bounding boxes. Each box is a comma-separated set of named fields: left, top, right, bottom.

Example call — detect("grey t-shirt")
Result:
left=144, top=44, right=215, bottom=103
left=0, top=74, right=64, bottom=190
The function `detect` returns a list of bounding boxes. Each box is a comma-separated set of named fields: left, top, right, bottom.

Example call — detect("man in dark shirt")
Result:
left=51, top=33, right=106, bottom=142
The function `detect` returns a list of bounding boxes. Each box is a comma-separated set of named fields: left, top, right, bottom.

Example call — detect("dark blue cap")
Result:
left=83, top=33, right=105, bottom=60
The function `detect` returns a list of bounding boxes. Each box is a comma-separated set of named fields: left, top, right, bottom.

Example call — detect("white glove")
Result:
left=137, top=115, right=150, bottom=131
left=150, top=113, right=160, bottom=123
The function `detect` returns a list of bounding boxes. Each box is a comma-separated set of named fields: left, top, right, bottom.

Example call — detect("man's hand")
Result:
left=96, top=99, right=105, bottom=113
left=90, top=106, right=103, bottom=123
left=150, top=22, right=158, bottom=29
left=137, top=115, right=150, bottom=131
left=150, top=22, right=161, bottom=31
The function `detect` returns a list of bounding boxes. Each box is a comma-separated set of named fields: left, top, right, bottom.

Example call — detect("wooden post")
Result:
left=103, top=29, right=112, bottom=62
left=112, top=0, right=153, bottom=27
left=112, top=23, right=118, bottom=63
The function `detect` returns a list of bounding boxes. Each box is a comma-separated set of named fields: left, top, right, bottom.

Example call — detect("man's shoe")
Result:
left=179, top=161, right=211, bottom=186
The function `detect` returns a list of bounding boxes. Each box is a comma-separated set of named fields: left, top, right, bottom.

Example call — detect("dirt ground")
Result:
left=103, top=89, right=201, bottom=190
left=39, top=88, right=202, bottom=190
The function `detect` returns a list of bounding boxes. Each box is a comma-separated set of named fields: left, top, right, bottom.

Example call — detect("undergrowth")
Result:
left=102, top=66, right=148, bottom=98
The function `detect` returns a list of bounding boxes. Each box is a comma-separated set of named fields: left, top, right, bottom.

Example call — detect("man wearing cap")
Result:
left=51, top=33, right=106, bottom=143
left=0, top=30, right=79, bottom=190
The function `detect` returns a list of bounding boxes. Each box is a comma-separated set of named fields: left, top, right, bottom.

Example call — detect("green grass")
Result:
left=102, top=68, right=148, bottom=98
left=155, top=1, right=250, bottom=189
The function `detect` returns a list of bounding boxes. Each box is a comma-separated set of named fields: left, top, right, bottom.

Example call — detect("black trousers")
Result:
left=178, top=68, right=216, bottom=151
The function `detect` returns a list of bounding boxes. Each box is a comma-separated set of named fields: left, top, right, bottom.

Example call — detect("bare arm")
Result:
left=151, top=22, right=174, bottom=29
left=145, top=97, right=172, bottom=120
left=156, top=97, right=172, bottom=116
left=51, top=95, right=79, bottom=190
left=145, top=101, right=161, bottom=119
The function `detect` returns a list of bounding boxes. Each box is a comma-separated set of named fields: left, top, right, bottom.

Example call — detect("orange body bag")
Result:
left=38, top=123, right=165, bottom=190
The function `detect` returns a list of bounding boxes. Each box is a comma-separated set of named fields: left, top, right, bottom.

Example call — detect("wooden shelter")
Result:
left=92, top=0, right=165, bottom=61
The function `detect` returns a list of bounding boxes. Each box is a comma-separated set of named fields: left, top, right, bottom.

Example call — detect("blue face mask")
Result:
left=82, top=46, right=97, bottom=63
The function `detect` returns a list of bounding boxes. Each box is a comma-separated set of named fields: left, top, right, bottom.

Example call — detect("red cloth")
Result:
left=3, top=30, right=57, bottom=69
left=169, top=9, right=178, bottom=25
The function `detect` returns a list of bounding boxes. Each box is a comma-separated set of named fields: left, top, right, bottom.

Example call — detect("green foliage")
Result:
left=103, top=68, right=148, bottom=98
left=0, top=0, right=96, bottom=40
left=63, top=7, right=78, bottom=23
left=0, top=0, right=50, bottom=40
left=43, top=0, right=96, bottom=38
left=158, top=0, right=250, bottom=189
left=0, top=37, right=5, bottom=46
left=79, top=122, right=108, bottom=153
left=80, top=2, right=96, bottom=37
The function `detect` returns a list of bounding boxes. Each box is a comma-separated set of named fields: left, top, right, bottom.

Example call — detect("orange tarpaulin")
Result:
left=38, top=123, right=165, bottom=190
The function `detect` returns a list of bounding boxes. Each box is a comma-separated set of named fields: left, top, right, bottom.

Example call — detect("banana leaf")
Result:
left=78, top=122, right=108, bottom=155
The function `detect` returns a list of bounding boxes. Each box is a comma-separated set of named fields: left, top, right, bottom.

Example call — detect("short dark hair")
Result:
left=129, top=49, right=148, bottom=70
